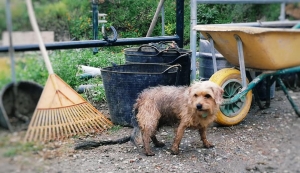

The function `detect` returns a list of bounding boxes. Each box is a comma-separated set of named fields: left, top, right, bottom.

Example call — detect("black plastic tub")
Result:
left=124, top=45, right=191, bottom=86
left=101, top=63, right=179, bottom=126
left=0, top=81, right=43, bottom=131
left=198, top=39, right=234, bottom=80
left=199, top=52, right=234, bottom=80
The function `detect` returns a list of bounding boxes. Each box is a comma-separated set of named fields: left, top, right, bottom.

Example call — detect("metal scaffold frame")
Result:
left=0, top=0, right=185, bottom=52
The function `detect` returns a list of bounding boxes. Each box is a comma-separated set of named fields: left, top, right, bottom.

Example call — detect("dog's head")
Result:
left=188, top=81, right=224, bottom=115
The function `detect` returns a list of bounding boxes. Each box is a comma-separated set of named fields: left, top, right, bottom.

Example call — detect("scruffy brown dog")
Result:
left=74, top=81, right=223, bottom=156
left=134, top=81, right=223, bottom=156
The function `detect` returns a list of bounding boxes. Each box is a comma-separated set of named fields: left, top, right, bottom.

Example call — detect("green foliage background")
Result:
left=0, top=0, right=286, bottom=100
left=0, top=0, right=282, bottom=43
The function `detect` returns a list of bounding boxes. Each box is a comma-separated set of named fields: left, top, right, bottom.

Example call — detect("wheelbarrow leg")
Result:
left=277, top=78, right=300, bottom=116
left=234, top=35, right=247, bottom=89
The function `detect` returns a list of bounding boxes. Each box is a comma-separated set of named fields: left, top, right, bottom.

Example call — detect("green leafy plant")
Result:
left=16, top=55, right=48, bottom=85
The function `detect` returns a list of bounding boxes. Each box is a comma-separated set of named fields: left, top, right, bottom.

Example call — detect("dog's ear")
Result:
left=211, top=85, right=224, bottom=105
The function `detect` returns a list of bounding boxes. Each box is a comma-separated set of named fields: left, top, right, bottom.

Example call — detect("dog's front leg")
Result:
left=198, top=126, right=214, bottom=148
left=171, top=123, right=187, bottom=155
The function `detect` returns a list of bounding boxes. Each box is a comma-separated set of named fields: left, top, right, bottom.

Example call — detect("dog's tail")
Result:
left=130, top=108, right=143, bottom=148
left=74, top=126, right=142, bottom=150
left=74, top=109, right=142, bottom=150
left=74, top=135, right=131, bottom=150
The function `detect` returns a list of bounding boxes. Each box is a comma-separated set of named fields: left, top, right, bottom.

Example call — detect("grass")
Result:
left=108, top=125, right=123, bottom=134
left=3, top=142, right=43, bottom=157
left=0, top=134, right=43, bottom=157
left=0, top=48, right=125, bottom=102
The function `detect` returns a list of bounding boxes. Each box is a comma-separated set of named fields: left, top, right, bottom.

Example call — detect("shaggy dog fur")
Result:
left=74, top=81, right=223, bottom=156
left=133, top=81, right=223, bottom=156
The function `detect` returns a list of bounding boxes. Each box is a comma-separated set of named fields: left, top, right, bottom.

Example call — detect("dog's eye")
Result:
left=194, top=94, right=198, bottom=97
left=205, top=94, right=211, bottom=98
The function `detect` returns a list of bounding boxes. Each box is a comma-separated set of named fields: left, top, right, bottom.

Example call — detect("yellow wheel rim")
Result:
left=209, top=68, right=252, bottom=126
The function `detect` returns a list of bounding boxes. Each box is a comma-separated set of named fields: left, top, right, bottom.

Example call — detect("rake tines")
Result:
left=24, top=75, right=113, bottom=142
left=25, top=102, right=113, bottom=142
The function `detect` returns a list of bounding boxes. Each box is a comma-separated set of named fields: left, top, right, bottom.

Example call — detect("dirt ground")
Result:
left=0, top=89, right=300, bottom=173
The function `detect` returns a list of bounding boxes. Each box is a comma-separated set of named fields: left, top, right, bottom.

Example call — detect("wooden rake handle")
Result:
left=25, top=0, right=54, bottom=75
left=26, top=0, right=60, bottom=92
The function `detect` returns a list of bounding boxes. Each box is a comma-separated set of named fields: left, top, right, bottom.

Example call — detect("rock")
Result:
left=161, top=132, right=168, bottom=136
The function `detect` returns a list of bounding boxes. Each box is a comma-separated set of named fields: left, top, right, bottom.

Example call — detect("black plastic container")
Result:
left=0, top=81, right=43, bottom=131
left=199, top=52, right=234, bottom=80
left=101, top=64, right=179, bottom=126
left=124, top=45, right=191, bottom=86
left=199, top=39, right=234, bottom=80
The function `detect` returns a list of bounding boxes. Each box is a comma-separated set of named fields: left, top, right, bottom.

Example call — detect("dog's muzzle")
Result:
left=196, top=104, right=203, bottom=111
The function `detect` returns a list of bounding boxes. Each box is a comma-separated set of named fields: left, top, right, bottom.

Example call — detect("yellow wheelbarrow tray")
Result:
left=194, top=25, right=300, bottom=70
left=193, top=25, right=300, bottom=126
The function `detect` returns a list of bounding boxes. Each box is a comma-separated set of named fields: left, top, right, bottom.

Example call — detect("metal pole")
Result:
left=5, top=0, right=16, bottom=83
left=190, top=0, right=197, bottom=81
left=279, top=3, right=286, bottom=21
left=161, top=4, right=165, bottom=36
left=0, top=36, right=180, bottom=52
left=92, top=1, right=98, bottom=54
left=176, top=0, right=184, bottom=48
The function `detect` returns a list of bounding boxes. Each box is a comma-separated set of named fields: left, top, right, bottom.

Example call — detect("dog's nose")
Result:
left=196, top=104, right=202, bottom=110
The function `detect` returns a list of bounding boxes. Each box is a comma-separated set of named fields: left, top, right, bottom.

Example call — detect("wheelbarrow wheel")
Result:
left=209, top=68, right=252, bottom=126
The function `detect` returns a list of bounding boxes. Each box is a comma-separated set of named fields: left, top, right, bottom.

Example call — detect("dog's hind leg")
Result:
left=142, top=129, right=155, bottom=156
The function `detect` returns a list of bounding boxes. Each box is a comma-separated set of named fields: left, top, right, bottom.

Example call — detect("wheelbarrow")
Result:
left=193, top=25, right=300, bottom=126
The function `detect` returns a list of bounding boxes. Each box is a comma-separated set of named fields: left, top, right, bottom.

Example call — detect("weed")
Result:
left=83, top=81, right=106, bottom=104
left=108, top=125, right=122, bottom=134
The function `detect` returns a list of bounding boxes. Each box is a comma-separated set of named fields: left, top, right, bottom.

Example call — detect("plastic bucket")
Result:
left=0, top=81, right=43, bottom=131
left=198, top=39, right=234, bottom=80
left=101, top=63, right=180, bottom=126
left=124, top=45, right=191, bottom=86
left=199, top=52, right=234, bottom=80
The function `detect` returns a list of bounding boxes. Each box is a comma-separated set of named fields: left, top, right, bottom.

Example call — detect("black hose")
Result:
left=103, top=26, right=118, bottom=44
left=74, top=136, right=131, bottom=150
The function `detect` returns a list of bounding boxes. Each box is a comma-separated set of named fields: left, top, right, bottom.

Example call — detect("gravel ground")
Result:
left=0, top=89, right=300, bottom=173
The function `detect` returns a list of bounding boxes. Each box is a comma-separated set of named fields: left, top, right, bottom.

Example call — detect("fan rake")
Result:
left=24, top=0, right=113, bottom=142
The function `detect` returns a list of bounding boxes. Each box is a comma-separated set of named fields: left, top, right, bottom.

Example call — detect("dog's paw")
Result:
left=203, top=142, right=215, bottom=148
left=145, top=152, right=155, bottom=156
left=170, top=148, right=179, bottom=155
